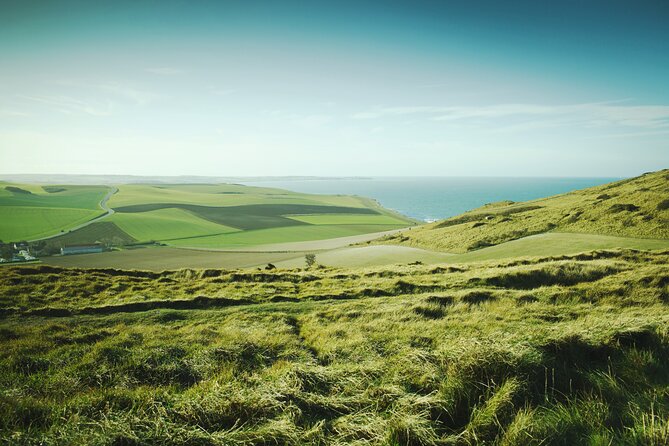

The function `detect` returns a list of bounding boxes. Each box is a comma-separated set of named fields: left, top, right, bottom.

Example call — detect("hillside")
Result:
left=1, top=249, right=669, bottom=444
left=377, top=169, right=669, bottom=253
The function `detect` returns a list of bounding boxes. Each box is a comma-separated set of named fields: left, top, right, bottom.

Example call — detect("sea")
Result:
left=241, top=177, right=620, bottom=222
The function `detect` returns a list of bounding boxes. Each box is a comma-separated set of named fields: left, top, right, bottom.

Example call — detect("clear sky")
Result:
left=1, top=0, right=668, bottom=177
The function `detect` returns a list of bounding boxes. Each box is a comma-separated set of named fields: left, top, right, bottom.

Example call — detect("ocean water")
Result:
left=242, top=177, right=620, bottom=222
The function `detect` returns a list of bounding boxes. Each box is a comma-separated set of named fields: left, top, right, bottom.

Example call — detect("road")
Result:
left=30, top=186, right=118, bottom=242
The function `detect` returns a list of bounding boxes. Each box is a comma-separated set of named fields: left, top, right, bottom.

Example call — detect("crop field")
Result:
left=168, top=224, right=409, bottom=249
left=0, top=182, right=415, bottom=248
left=113, top=203, right=383, bottom=231
left=287, top=214, right=408, bottom=225
left=110, top=208, right=239, bottom=241
left=2, top=249, right=669, bottom=444
left=0, top=184, right=109, bottom=241
left=107, top=184, right=371, bottom=208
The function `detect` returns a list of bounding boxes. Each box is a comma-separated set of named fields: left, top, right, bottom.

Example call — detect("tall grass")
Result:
left=1, top=249, right=668, bottom=444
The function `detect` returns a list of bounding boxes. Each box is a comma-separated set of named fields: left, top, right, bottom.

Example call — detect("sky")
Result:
left=1, top=0, right=668, bottom=177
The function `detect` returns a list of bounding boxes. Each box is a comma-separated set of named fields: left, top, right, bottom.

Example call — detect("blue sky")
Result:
left=1, top=0, right=668, bottom=176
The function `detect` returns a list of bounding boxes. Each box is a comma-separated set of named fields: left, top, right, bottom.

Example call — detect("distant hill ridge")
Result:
left=379, top=169, right=669, bottom=253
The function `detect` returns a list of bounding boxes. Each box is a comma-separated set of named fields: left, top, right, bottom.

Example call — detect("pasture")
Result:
left=0, top=184, right=108, bottom=241
left=0, top=182, right=415, bottom=248
left=110, top=208, right=239, bottom=241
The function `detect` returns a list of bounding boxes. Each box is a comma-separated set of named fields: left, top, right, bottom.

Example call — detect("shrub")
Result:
left=657, top=199, right=669, bottom=211
left=609, top=203, right=640, bottom=213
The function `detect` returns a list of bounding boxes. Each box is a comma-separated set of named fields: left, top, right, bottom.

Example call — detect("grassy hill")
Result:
left=377, top=169, right=669, bottom=253
left=1, top=249, right=668, bottom=444
left=2, top=172, right=669, bottom=444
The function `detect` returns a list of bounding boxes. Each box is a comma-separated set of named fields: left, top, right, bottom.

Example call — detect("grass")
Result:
left=273, top=245, right=453, bottom=268
left=113, top=203, right=382, bottom=231
left=449, top=232, right=669, bottom=263
left=42, top=246, right=309, bottom=270
left=0, top=182, right=416, bottom=247
left=167, top=224, right=408, bottom=248
left=378, top=169, right=669, bottom=253
left=287, top=214, right=409, bottom=225
left=3, top=171, right=668, bottom=445
left=107, top=183, right=371, bottom=209
left=0, top=207, right=104, bottom=241
left=39, top=221, right=137, bottom=249
left=0, top=184, right=109, bottom=241
left=110, top=208, right=239, bottom=242
left=0, top=184, right=108, bottom=210
left=33, top=231, right=669, bottom=271
left=1, top=249, right=669, bottom=444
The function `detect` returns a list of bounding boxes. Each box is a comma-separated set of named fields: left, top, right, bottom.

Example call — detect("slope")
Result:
left=377, top=169, right=669, bottom=253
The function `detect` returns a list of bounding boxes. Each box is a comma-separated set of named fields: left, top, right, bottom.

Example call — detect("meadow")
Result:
left=0, top=184, right=109, bottom=241
left=1, top=249, right=668, bottom=444
left=0, top=183, right=414, bottom=250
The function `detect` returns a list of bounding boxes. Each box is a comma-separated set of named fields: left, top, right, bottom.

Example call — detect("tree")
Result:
left=305, top=253, right=316, bottom=268
left=0, top=244, right=13, bottom=260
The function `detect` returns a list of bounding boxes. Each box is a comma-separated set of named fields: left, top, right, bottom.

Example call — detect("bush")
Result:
left=657, top=199, right=669, bottom=211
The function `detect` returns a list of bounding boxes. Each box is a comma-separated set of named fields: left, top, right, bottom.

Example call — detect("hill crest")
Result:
left=378, top=169, right=669, bottom=253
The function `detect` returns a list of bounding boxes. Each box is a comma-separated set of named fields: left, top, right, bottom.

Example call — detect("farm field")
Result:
left=109, top=208, right=239, bottom=241
left=0, top=182, right=415, bottom=248
left=0, top=184, right=109, bottom=241
left=167, top=224, right=408, bottom=249
left=107, top=183, right=372, bottom=208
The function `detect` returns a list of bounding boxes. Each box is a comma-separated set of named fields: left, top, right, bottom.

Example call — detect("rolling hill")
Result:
left=0, top=183, right=416, bottom=249
left=377, top=169, right=669, bottom=253
left=0, top=184, right=109, bottom=241
left=2, top=172, right=669, bottom=444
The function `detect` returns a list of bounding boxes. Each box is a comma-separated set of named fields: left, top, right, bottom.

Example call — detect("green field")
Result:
left=110, top=208, right=239, bottom=241
left=168, top=224, right=407, bottom=248
left=0, top=184, right=108, bottom=241
left=108, top=183, right=369, bottom=208
left=0, top=182, right=415, bottom=248
left=287, top=213, right=408, bottom=225
left=3, top=250, right=669, bottom=444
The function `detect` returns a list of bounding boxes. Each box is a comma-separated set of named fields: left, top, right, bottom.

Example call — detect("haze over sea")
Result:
left=243, top=177, right=620, bottom=222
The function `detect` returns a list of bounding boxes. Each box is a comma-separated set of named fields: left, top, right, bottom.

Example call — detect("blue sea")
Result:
left=241, top=177, right=620, bottom=222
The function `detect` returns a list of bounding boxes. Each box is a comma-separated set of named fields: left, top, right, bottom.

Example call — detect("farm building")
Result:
left=61, top=244, right=104, bottom=255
